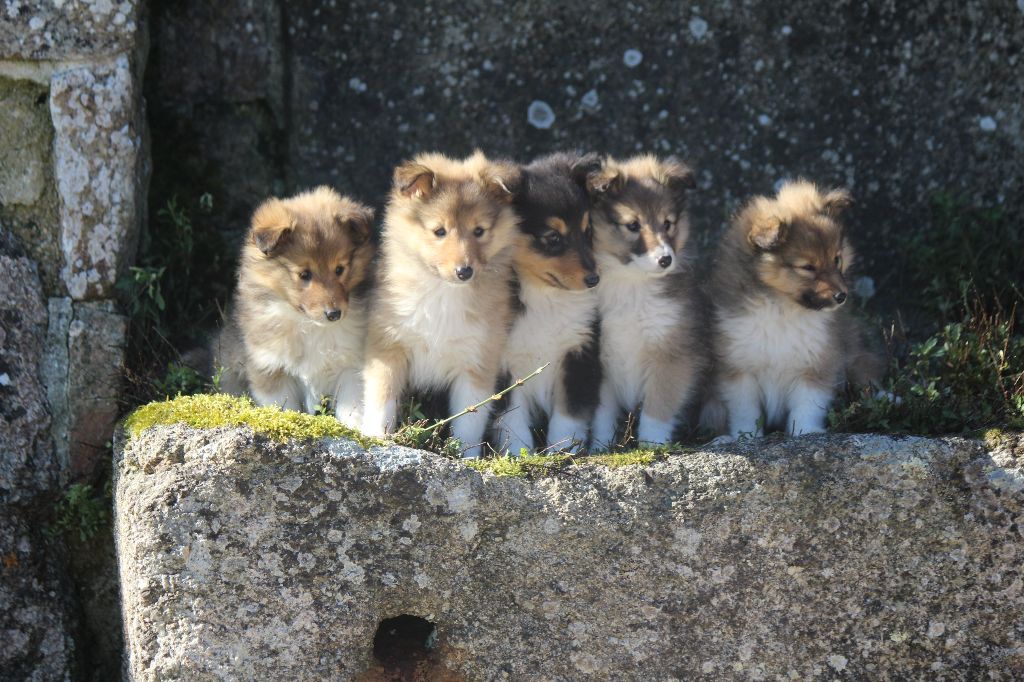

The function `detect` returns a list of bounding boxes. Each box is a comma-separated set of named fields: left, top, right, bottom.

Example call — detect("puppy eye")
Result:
left=434, top=227, right=447, bottom=238
left=800, top=264, right=816, bottom=272
left=663, top=219, right=673, bottom=231
left=473, top=226, right=485, bottom=237
left=543, top=231, right=563, bottom=246
left=834, top=255, right=842, bottom=266
left=335, top=265, right=345, bottom=276
left=299, top=269, right=312, bottom=281
left=624, top=221, right=641, bottom=233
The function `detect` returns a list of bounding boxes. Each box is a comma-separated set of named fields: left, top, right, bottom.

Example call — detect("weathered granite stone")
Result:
left=149, top=0, right=1024, bottom=286
left=51, top=55, right=146, bottom=300
left=42, top=299, right=127, bottom=480
left=0, top=230, right=76, bottom=680
left=0, top=235, right=58, bottom=499
left=0, top=0, right=142, bottom=61
left=115, top=426, right=1024, bottom=680
left=0, top=78, right=49, bottom=207
left=147, top=0, right=287, bottom=242
left=0, top=77, right=63, bottom=294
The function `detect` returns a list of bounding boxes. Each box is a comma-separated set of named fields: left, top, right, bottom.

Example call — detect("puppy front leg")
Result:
left=333, top=368, right=364, bottom=430
left=786, top=382, right=832, bottom=436
left=361, top=343, right=407, bottom=437
left=722, top=373, right=764, bottom=439
left=448, top=373, right=496, bottom=459
left=248, top=367, right=303, bottom=412
left=590, top=380, right=621, bottom=452
left=638, top=358, right=698, bottom=445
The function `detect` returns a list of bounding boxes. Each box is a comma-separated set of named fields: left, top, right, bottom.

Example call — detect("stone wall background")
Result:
left=148, top=0, right=1024, bottom=302
left=0, top=2, right=146, bottom=679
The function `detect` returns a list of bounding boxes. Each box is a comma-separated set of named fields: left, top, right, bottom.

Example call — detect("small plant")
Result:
left=830, top=291, right=1024, bottom=434
left=49, top=482, right=111, bottom=542
left=121, top=192, right=235, bottom=404
left=151, top=362, right=206, bottom=398
left=117, top=265, right=166, bottom=323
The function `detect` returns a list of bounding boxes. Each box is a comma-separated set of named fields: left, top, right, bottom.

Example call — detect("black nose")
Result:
left=325, top=309, right=341, bottom=321
left=658, top=254, right=673, bottom=269
left=584, top=273, right=600, bottom=288
left=833, top=291, right=847, bottom=305
left=455, top=266, right=474, bottom=281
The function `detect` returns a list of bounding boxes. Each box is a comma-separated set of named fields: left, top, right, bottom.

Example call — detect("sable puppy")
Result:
left=214, top=186, right=375, bottom=426
left=710, top=179, right=883, bottom=438
left=360, top=151, right=520, bottom=457
left=494, top=152, right=602, bottom=455
left=587, top=155, right=706, bottom=448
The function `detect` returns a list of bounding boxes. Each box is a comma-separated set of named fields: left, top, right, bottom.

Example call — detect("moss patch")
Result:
left=124, top=393, right=380, bottom=447
left=466, top=448, right=665, bottom=478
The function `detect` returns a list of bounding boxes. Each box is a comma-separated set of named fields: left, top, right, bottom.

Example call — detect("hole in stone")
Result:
left=372, top=614, right=436, bottom=668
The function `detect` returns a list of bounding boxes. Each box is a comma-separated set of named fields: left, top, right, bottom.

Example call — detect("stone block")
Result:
left=0, top=0, right=142, bottom=61
left=43, top=298, right=127, bottom=480
left=0, top=230, right=75, bottom=680
left=51, top=55, right=145, bottom=300
left=115, top=425, right=1024, bottom=679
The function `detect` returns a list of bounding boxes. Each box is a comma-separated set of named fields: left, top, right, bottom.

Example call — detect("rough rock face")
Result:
left=149, top=0, right=1024, bottom=281
left=115, top=425, right=1024, bottom=680
left=50, top=55, right=147, bottom=301
left=0, top=231, right=76, bottom=680
left=0, top=0, right=142, bottom=61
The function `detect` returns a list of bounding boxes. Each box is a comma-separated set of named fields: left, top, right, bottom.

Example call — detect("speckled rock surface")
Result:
left=150, top=0, right=1024, bottom=288
left=0, top=0, right=142, bottom=61
left=41, top=298, right=127, bottom=479
left=0, top=230, right=76, bottom=681
left=0, top=76, right=62, bottom=293
left=115, top=425, right=1024, bottom=680
left=51, top=55, right=146, bottom=301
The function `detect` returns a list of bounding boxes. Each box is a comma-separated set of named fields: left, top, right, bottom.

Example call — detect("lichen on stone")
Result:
left=466, top=448, right=661, bottom=478
left=124, top=393, right=379, bottom=447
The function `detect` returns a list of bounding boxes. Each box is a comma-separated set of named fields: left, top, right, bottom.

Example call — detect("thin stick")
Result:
left=420, top=363, right=550, bottom=435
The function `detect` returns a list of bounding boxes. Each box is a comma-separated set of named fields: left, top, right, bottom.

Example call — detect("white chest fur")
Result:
left=505, top=281, right=597, bottom=408
left=597, top=260, right=684, bottom=407
left=718, top=296, right=832, bottom=379
left=388, top=277, right=492, bottom=389
left=247, top=300, right=366, bottom=395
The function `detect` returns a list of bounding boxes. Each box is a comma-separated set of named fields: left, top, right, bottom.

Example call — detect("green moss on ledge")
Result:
left=124, top=393, right=381, bottom=447
left=466, top=448, right=665, bottom=478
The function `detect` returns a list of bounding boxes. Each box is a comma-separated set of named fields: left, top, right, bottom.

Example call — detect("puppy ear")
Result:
left=821, top=188, right=853, bottom=216
left=481, top=160, right=523, bottom=203
left=250, top=198, right=294, bottom=255
left=660, top=157, right=697, bottom=198
left=570, top=152, right=603, bottom=189
left=336, top=204, right=375, bottom=245
left=394, top=162, right=435, bottom=200
left=586, top=164, right=623, bottom=197
left=747, top=213, right=787, bottom=251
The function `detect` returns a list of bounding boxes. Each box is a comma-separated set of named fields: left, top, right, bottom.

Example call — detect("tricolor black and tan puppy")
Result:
left=710, top=180, right=882, bottom=438
left=587, top=155, right=706, bottom=448
left=360, top=151, right=521, bottom=457
left=214, top=186, right=375, bottom=425
left=493, top=152, right=602, bottom=455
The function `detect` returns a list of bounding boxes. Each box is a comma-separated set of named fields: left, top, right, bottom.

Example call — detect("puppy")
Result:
left=709, top=180, right=882, bottom=438
left=493, top=152, right=602, bottom=455
left=213, top=186, right=375, bottom=426
left=587, top=155, right=705, bottom=448
left=360, top=151, right=520, bottom=457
